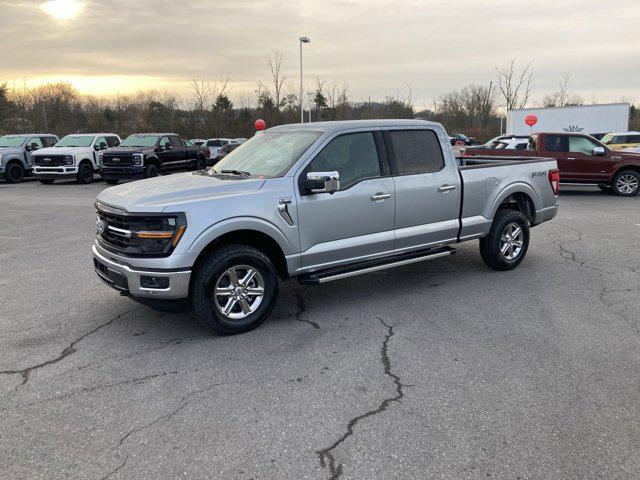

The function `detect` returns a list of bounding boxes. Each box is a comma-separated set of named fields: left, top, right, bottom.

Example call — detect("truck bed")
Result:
left=457, top=155, right=552, bottom=169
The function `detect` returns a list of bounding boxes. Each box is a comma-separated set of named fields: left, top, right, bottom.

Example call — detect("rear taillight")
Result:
left=549, top=168, right=560, bottom=195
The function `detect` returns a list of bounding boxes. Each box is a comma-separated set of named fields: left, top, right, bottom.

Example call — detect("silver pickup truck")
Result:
left=92, top=120, right=559, bottom=334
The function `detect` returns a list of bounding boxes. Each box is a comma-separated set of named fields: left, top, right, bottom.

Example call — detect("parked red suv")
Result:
left=463, top=132, right=640, bottom=196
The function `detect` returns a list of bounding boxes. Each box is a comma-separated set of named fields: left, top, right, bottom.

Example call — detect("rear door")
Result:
left=297, top=130, right=396, bottom=270
left=384, top=128, right=461, bottom=252
left=541, top=134, right=575, bottom=180
left=170, top=135, right=188, bottom=167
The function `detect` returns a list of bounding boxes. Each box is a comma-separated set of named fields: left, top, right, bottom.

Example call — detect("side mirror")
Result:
left=593, top=146, right=605, bottom=156
left=30, top=143, right=39, bottom=151
left=304, top=171, right=340, bottom=194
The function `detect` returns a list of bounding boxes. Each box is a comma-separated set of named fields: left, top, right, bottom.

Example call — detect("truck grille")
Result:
left=97, top=209, right=133, bottom=250
left=33, top=155, right=67, bottom=166
left=102, top=154, right=134, bottom=166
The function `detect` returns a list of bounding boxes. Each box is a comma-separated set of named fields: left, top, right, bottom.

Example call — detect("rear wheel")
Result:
left=4, top=162, right=25, bottom=183
left=480, top=209, right=530, bottom=271
left=190, top=244, right=279, bottom=335
left=39, top=179, right=55, bottom=185
left=104, top=179, right=119, bottom=185
left=76, top=162, right=94, bottom=184
left=145, top=164, right=159, bottom=178
left=611, top=170, right=640, bottom=196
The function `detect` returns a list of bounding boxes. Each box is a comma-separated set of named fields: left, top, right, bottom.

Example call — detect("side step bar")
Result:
left=297, top=246, right=455, bottom=285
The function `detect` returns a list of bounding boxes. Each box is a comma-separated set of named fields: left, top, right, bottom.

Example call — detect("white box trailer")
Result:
left=506, top=103, right=630, bottom=136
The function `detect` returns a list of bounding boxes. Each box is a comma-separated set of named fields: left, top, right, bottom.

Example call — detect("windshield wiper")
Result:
left=221, top=169, right=251, bottom=177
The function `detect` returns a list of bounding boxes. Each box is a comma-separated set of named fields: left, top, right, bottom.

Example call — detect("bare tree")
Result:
left=495, top=60, right=533, bottom=110
left=265, top=50, right=286, bottom=110
left=542, top=72, right=583, bottom=107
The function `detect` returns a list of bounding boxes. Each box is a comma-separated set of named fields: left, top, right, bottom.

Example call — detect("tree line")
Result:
left=0, top=58, right=638, bottom=142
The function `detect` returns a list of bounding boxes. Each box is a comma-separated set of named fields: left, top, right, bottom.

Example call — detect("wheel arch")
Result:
left=490, top=183, right=538, bottom=225
left=612, top=165, right=640, bottom=180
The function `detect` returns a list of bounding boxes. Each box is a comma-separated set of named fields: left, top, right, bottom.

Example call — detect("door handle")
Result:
left=370, top=193, right=391, bottom=201
left=438, top=185, right=456, bottom=192
left=566, top=157, right=576, bottom=160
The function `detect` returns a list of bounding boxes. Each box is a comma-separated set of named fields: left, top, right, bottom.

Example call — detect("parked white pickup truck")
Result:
left=32, top=133, right=121, bottom=184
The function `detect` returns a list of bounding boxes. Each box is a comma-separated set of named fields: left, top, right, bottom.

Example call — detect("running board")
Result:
left=297, top=246, right=455, bottom=285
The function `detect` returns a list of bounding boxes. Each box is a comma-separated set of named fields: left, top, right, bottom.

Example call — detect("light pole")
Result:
left=299, top=36, right=310, bottom=123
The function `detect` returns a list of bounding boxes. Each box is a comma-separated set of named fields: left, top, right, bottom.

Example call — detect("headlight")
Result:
left=133, top=215, right=186, bottom=253
left=132, top=154, right=143, bottom=166
left=0, top=154, right=3, bottom=166
left=98, top=153, right=103, bottom=165
left=64, top=155, right=74, bottom=166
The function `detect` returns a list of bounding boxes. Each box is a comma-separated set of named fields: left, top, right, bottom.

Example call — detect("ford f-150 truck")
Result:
left=0, top=134, right=58, bottom=183
left=99, top=133, right=207, bottom=184
left=463, top=132, right=640, bottom=196
left=92, top=120, right=559, bottom=334
left=32, top=133, right=121, bottom=184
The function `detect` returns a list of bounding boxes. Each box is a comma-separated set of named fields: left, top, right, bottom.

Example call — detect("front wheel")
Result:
left=612, top=170, right=640, bottom=196
left=76, top=162, right=94, bottom=184
left=145, top=164, right=159, bottom=178
left=479, top=209, right=530, bottom=271
left=190, top=244, right=279, bottom=335
left=4, top=163, right=25, bottom=183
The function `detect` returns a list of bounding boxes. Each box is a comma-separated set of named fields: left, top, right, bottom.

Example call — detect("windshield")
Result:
left=55, top=135, right=94, bottom=147
left=0, top=135, right=27, bottom=148
left=212, top=130, right=322, bottom=177
left=206, top=139, right=226, bottom=147
left=600, top=134, right=615, bottom=144
left=121, top=135, right=159, bottom=147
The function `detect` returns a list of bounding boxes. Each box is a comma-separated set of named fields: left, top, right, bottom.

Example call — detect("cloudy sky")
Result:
left=1, top=0, right=639, bottom=107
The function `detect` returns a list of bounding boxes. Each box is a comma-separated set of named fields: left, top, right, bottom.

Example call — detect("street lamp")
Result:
left=299, top=36, right=310, bottom=123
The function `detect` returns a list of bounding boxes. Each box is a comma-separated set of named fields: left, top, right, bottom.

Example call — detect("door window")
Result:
left=27, top=137, right=44, bottom=150
left=568, top=136, right=599, bottom=155
left=627, top=135, right=640, bottom=144
left=545, top=135, right=567, bottom=152
left=389, top=129, right=444, bottom=175
left=94, top=137, right=107, bottom=150
left=41, top=136, right=57, bottom=147
left=106, top=136, right=120, bottom=147
left=170, top=136, right=182, bottom=147
left=159, top=136, right=172, bottom=149
left=304, top=132, right=380, bottom=190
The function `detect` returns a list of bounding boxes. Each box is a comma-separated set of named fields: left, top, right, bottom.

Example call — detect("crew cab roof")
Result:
left=266, top=119, right=442, bottom=135
left=127, top=133, right=179, bottom=136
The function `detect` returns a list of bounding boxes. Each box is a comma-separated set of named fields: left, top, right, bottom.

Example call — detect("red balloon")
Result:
left=525, top=114, right=537, bottom=127
left=255, top=119, right=266, bottom=131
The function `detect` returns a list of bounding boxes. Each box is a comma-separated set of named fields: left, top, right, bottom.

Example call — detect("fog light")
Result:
left=140, top=276, right=169, bottom=289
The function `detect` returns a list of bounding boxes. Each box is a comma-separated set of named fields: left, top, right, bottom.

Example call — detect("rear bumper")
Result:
left=534, top=203, right=559, bottom=225
left=100, top=166, right=145, bottom=179
left=33, top=166, right=78, bottom=178
left=92, top=244, right=191, bottom=299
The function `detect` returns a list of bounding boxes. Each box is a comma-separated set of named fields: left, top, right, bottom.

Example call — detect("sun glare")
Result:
left=40, top=0, right=84, bottom=21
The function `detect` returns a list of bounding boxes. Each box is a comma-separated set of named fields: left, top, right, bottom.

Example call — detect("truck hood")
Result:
left=33, top=146, right=91, bottom=155
left=96, top=171, right=266, bottom=213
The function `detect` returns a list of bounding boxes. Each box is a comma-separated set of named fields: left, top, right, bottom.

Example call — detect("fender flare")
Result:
left=187, top=216, right=295, bottom=257
left=488, top=182, right=540, bottom=220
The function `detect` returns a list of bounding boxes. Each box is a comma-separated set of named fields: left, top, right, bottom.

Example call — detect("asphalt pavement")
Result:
left=1, top=179, right=639, bottom=479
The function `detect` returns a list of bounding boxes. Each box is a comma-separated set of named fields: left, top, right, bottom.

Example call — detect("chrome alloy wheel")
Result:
left=500, top=223, right=524, bottom=260
left=213, top=265, right=265, bottom=320
left=616, top=174, right=639, bottom=194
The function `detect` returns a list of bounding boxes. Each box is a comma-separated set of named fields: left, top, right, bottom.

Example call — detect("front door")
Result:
left=296, top=130, right=395, bottom=271
left=567, top=135, right=615, bottom=183
left=384, top=128, right=461, bottom=252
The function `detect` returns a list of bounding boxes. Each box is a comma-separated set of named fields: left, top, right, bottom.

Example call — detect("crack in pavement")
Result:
left=0, top=309, right=136, bottom=386
left=553, top=224, right=610, bottom=274
left=294, top=289, right=321, bottom=329
left=316, top=317, right=404, bottom=479
left=101, top=455, right=128, bottom=480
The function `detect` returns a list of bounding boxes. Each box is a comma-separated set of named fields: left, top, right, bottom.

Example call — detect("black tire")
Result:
left=145, top=164, right=159, bottom=178
left=104, top=179, right=119, bottom=185
left=39, top=179, right=55, bottom=185
left=76, top=162, right=94, bottom=184
left=597, top=184, right=611, bottom=193
left=611, top=170, right=640, bottom=196
left=479, top=209, right=530, bottom=271
left=190, top=244, right=279, bottom=335
left=4, top=162, right=25, bottom=183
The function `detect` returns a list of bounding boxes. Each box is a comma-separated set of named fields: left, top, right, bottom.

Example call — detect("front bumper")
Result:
left=33, top=166, right=78, bottom=179
left=100, top=165, right=145, bottom=180
left=92, top=245, right=191, bottom=299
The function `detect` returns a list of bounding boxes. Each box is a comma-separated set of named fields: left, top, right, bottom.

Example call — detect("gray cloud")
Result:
left=1, top=0, right=639, bottom=105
